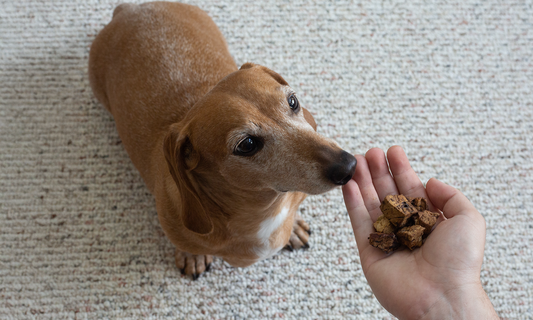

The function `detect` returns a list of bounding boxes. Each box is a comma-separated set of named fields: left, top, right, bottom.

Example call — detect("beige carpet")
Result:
left=1, top=0, right=532, bottom=318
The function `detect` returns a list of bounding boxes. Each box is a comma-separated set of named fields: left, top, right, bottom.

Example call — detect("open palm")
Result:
left=342, top=146, right=491, bottom=319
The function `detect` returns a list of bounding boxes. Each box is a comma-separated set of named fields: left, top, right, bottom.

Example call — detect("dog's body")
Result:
left=89, top=1, right=355, bottom=277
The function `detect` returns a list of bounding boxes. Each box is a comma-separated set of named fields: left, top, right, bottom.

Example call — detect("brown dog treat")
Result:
left=417, top=210, right=440, bottom=235
left=368, top=232, right=400, bottom=253
left=380, top=194, right=418, bottom=227
left=408, top=197, right=427, bottom=212
left=396, top=225, right=425, bottom=250
left=369, top=195, right=439, bottom=253
left=373, top=215, right=396, bottom=234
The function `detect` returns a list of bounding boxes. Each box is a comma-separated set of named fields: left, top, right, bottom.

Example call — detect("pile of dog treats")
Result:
left=368, top=194, right=440, bottom=253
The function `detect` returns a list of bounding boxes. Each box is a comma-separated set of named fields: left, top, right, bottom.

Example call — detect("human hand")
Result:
left=342, top=146, right=498, bottom=320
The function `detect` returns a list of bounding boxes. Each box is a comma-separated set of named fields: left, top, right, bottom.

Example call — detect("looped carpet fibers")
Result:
left=1, top=0, right=532, bottom=318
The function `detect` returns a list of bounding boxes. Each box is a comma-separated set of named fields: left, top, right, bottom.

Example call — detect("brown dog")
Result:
left=89, top=2, right=356, bottom=279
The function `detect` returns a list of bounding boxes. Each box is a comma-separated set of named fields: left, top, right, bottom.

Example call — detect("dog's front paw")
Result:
left=284, top=218, right=311, bottom=251
left=175, top=249, right=213, bottom=280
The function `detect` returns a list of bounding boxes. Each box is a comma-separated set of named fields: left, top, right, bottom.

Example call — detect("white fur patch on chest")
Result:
left=254, top=207, right=289, bottom=260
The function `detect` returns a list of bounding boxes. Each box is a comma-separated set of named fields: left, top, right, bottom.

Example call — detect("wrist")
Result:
left=419, top=283, right=498, bottom=320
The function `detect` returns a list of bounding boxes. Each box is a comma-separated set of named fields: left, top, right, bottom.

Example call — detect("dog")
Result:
left=89, top=1, right=356, bottom=279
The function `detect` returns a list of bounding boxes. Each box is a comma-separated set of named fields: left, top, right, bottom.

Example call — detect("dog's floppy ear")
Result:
left=241, top=63, right=289, bottom=86
left=240, top=62, right=256, bottom=70
left=302, top=107, right=317, bottom=131
left=163, top=123, right=213, bottom=235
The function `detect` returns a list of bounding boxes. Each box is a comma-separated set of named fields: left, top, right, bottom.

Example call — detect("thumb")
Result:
left=426, top=178, right=480, bottom=220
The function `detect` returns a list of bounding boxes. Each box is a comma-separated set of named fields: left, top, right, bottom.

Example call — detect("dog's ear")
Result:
left=241, top=63, right=290, bottom=86
left=163, top=123, right=213, bottom=235
left=240, top=62, right=256, bottom=70
left=260, top=66, right=289, bottom=86
left=302, top=107, right=317, bottom=131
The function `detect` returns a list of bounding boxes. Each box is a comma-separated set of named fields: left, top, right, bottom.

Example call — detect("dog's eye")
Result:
left=288, top=94, right=300, bottom=112
left=234, top=137, right=263, bottom=157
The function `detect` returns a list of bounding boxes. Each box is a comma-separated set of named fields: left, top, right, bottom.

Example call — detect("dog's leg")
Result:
left=175, top=249, right=213, bottom=280
left=284, top=213, right=311, bottom=251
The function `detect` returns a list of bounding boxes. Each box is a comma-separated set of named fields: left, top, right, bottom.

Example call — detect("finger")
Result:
left=342, top=179, right=388, bottom=268
left=352, top=154, right=382, bottom=222
left=426, top=178, right=480, bottom=220
left=386, top=146, right=435, bottom=211
left=342, top=179, right=376, bottom=254
left=365, top=148, right=398, bottom=200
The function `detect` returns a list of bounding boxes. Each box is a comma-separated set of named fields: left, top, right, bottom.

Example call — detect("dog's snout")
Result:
left=327, top=151, right=357, bottom=185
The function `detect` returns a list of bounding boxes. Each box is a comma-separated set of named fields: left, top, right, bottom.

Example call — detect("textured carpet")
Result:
left=1, top=0, right=532, bottom=319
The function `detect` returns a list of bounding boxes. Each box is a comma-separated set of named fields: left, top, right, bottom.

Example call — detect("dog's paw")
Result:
left=175, top=249, right=213, bottom=280
left=284, top=218, right=311, bottom=251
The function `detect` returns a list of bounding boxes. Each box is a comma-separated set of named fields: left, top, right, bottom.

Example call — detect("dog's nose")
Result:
left=327, top=151, right=357, bottom=185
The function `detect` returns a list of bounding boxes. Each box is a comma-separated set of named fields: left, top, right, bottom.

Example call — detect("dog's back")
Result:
left=89, top=2, right=237, bottom=188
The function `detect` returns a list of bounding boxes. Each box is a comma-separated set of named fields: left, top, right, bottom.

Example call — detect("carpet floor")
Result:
left=1, top=0, right=532, bottom=319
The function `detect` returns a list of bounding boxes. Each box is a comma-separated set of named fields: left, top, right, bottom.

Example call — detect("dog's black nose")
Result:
left=327, top=151, right=357, bottom=185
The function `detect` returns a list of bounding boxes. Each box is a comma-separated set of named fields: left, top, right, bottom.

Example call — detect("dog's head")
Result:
left=164, top=63, right=356, bottom=234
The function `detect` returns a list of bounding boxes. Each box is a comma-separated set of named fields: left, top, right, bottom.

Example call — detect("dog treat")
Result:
left=369, top=195, right=440, bottom=253
left=409, top=196, right=427, bottom=212
left=416, top=210, right=440, bottom=235
left=368, top=233, right=400, bottom=253
left=373, top=215, right=396, bottom=234
left=396, top=225, right=425, bottom=250
left=380, top=194, right=418, bottom=227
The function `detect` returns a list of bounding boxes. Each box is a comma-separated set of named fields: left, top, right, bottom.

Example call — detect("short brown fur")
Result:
left=89, top=2, right=354, bottom=277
